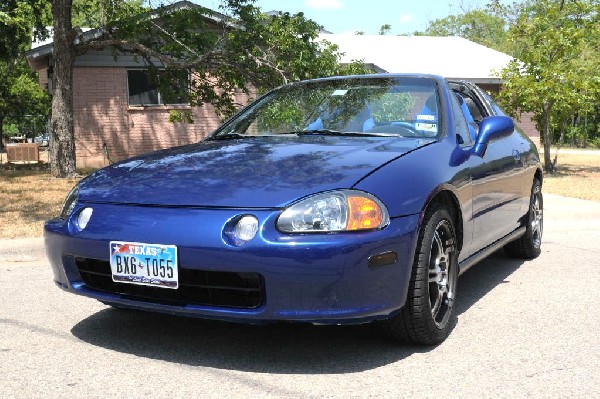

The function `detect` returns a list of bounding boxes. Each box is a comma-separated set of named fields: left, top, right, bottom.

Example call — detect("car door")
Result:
left=451, top=82, right=526, bottom=254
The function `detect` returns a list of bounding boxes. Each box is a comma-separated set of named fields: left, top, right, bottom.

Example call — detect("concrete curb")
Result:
left=0, top=237, right=46, bottom=262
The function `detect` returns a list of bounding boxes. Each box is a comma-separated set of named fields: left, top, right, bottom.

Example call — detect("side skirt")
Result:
left=458, top=227, right=526, bottom=276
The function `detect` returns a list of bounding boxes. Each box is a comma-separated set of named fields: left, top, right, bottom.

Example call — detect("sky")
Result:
left=193, top=0, right=498, bottom=35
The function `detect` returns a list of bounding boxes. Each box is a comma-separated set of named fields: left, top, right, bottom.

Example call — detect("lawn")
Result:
left=542, top=152, right=600, bottom=202
left=0, top=170, right=81, bottom=239
left=0, top=151, right=598, bottom=239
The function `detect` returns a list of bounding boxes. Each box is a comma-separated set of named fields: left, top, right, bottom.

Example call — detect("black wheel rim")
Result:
left=428, top=220, right=456, bottom=329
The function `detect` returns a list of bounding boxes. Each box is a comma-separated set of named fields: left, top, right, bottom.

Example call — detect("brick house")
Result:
left=26, top=2, right=254, bottom=168
left=25, top=3, right=539, bottom=168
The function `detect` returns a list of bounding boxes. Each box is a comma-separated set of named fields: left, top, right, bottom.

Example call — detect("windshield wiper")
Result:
left=209, top=130, right=401, bottom=140
left=208, top=133, right=247, bottom=140
left=295, top=129, right=400, bottom=137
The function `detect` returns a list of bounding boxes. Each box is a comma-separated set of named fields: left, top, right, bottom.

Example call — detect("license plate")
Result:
left=109, top=241, right=178, bottom=289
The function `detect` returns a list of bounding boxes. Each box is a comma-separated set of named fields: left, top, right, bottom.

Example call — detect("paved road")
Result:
left=1, top=194, right=599, bottom=398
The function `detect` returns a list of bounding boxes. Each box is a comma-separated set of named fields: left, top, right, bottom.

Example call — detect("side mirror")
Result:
left=472, top=115, right=514, bottom=157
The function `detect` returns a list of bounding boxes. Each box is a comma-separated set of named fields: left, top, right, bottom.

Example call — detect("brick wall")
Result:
left=72, top=67, right=248, bottom=168
left=38, top=68, right=49, bottom=91
left=515, top=111, right=541, bottom=149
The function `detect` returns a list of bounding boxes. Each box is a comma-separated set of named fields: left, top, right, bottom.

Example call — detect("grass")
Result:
left=0, top=151, right=597, bottom=239
left=0, top=170, right=81, bottom=239
left=542, top=153, right=600, bottom=202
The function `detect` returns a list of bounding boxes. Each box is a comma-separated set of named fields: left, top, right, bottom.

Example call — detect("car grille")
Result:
left=74, top=258, right=264, bottom=309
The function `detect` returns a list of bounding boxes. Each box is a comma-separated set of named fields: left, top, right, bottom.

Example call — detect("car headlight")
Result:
left=277, top=190, right=389, bottom=233
left=60, top=186, right=79, bottom=219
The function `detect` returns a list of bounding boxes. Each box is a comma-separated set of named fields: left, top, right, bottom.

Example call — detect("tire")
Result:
left=381, top=203, right=458, bottom=345
left=504, top=179, right=543, bottom=259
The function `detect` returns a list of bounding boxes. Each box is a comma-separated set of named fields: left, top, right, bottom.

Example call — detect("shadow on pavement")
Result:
left=71, top=250, right=524, bottom=373
left=455, top=249, right=525, bottom=316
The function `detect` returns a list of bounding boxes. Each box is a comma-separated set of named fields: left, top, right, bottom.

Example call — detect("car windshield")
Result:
left=215, top=76, right=441, bottom=139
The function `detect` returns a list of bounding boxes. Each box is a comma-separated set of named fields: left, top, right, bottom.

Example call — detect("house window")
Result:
left=127, top=69, right=189, bottom=106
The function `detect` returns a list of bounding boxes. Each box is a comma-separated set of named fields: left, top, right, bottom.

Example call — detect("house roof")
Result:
left=319, top=34, right=512, bottom=84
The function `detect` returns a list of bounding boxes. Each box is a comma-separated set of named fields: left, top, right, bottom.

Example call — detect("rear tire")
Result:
left=381, top=203, right=458, bottom=345
left=505, top=179, right=543, bottom=259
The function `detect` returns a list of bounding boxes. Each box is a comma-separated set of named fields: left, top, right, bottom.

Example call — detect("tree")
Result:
left=0, top=60, right=50, bottom=151
left=413, top=2, right=509, bottom=53
left=379, top=24, right=391, bottom=35
left=0, top=0, right=51, bottom=153
left=0, top=0, right=49, bottom=61
left=44, top=0, right=367, bottom=177
left=498, top=0, right=600, bottom=172
left=72, top=0, right=145, bottom=27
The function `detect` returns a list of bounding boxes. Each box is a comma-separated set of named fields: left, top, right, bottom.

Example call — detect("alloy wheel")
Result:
left=428, top=220, right=456, bottom=328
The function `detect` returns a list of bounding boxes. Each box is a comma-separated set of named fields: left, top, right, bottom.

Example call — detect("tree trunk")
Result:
left=0, top=115, right=4, bottom=154
left=541, top=103, right=554, bottom=173
left=50, top=0, right=77, bottom=178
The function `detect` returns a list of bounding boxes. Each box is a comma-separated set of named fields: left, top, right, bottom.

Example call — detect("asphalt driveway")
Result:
left=0, top=193, right=598, bottom=397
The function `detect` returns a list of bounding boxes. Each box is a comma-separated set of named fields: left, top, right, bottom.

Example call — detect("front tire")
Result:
left=381, top=203, right=458, bottom=345
left=504, top=179, right=543, bottom=259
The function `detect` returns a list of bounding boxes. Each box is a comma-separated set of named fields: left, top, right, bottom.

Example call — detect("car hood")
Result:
left=78, top=136, right=432, bottom=208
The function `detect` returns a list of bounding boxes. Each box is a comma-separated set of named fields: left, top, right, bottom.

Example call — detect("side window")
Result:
left=479, top=90, right=507, bottom=116
left=449, top=89, right=471, bottom=145
left=462, top=95, right=485, bottom=123
left=453, top=89, right=490, bottom=142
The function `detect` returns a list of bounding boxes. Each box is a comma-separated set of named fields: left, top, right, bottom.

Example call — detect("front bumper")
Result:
left=45, top=203, right=420, bottom=324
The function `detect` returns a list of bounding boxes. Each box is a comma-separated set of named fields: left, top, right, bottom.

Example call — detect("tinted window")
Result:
left=127, top=69, right=189, bottom=106
left=128, top=70, right=159, bottom=105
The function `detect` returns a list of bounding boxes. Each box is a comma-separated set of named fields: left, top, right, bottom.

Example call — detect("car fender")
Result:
left=353, top=139, right=472, bottom=256
left=353, top=140, right=471, bottom=218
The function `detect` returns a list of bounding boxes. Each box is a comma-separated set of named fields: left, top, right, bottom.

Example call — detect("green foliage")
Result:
left=379, top=24, right=392, bottom=35
left=0, top=0, right=51, bottom=60
left=168, top=109, right=194, bottom=124
left=337, top=60, right=375, bottom=76
left=0, top=0, right=50, bottom=149
left=241, top=10, right=373, bottom=86
left=414, top=3, right=509, bottom=53
left=72, top=0, right=146, bottom=28
left=499, top=0, right=600, bottom=169
left=2, top=123, right=20, bottom=136
left=0, top=57, right=50, bottom=142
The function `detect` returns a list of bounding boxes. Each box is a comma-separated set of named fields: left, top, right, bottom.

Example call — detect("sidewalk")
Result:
left=539, top=147, right=600, bottom=155
left=0, top=237, right=45, bottom=263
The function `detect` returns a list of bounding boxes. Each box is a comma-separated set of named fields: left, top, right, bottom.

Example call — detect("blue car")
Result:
left=45, top=74, right=543, bottom=345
